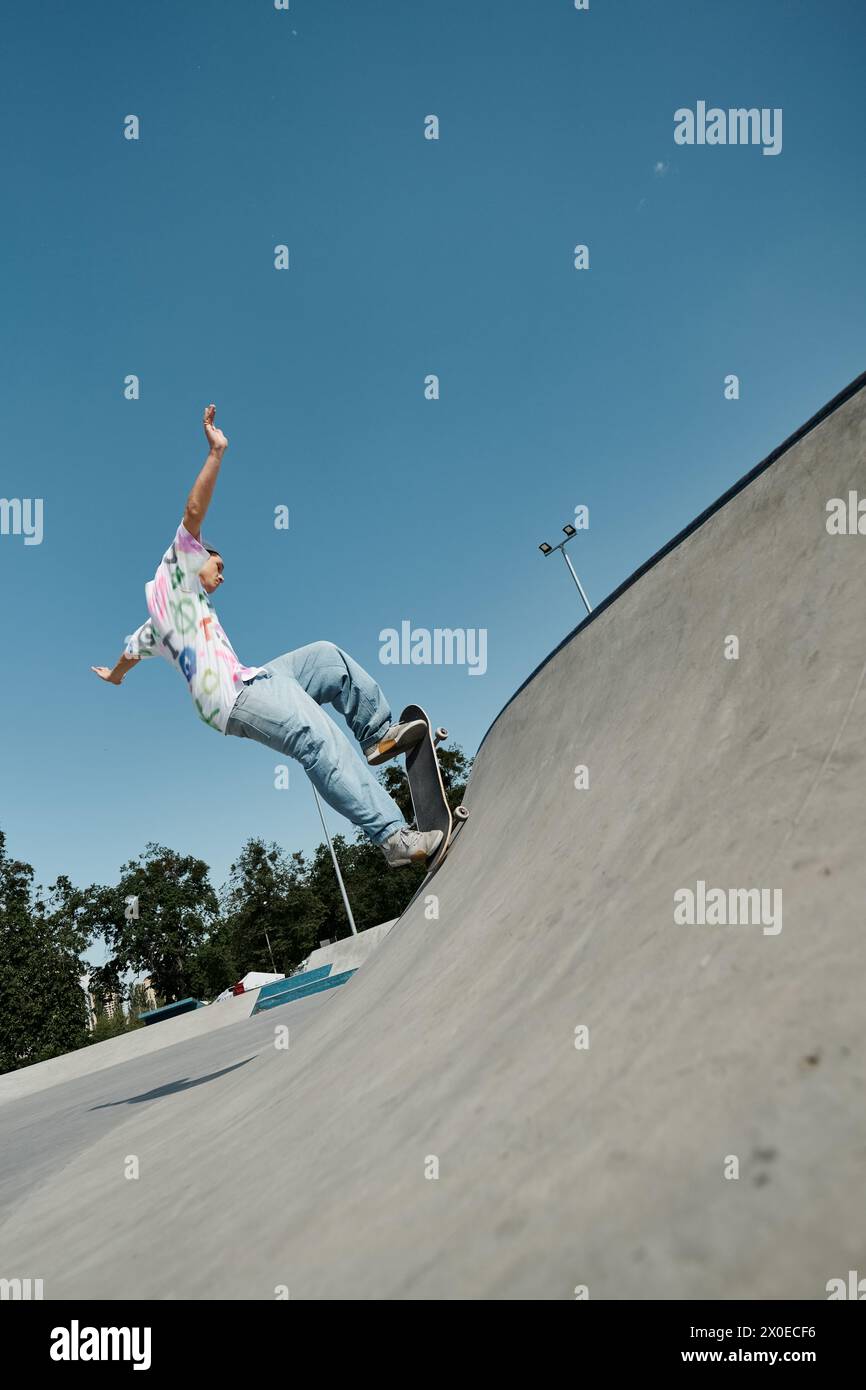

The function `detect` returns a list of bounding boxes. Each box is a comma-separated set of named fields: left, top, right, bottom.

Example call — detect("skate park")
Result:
left=1, top=372, right=864, bottom=1300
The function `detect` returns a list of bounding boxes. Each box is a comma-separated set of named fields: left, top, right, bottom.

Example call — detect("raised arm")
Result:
left=183, top=403, right=229, bottom=540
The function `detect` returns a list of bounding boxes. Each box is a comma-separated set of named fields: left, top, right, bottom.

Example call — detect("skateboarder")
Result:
left=92, top=406, right=443, bottom=868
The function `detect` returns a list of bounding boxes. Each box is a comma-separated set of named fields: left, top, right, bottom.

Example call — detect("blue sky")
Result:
left=2, top=0, right=864, bottom=907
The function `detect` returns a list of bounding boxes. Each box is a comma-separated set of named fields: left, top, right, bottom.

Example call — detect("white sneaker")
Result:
left=380, top=826, right=444, bottom=868
left=365, top=718, right=427, bottom=766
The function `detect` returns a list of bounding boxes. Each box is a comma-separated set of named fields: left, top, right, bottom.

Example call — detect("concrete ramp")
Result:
left=2, top=374, right=866, bottom=1298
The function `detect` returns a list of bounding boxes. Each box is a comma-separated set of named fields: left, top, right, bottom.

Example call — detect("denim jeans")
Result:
left=225, top=641, right=406, bottom=846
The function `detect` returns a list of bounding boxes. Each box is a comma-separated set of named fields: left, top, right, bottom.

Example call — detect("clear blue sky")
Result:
left=2, top=0, right=864, bottom=903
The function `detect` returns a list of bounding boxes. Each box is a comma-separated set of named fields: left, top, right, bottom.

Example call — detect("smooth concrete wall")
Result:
left=3, top=378, right=865, bottom=1296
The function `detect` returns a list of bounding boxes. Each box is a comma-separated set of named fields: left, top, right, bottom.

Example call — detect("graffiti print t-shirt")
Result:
left=124, top=522, right=264, bottom=733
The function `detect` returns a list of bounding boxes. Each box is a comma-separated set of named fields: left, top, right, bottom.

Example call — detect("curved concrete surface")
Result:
left=2, top=375, right=865, bottom=1298
left=0, top=923, right=400, bottom=1109
left=0, top=993, right=336, bottom=1221
left=0, top=990, right=258, bottom=1106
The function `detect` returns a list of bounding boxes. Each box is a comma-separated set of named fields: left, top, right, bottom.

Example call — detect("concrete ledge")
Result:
left=302, top=919, right=397, bottom=976
left=0, top=989, right=257, bottom=1107
left=0, top=923, right=397, bottom=1108
left=251, top=969, right=356, bottom=1012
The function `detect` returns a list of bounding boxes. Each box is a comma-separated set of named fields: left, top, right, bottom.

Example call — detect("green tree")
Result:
left=128, top=982, right=154, bottom=1026
left=186, top=924, right=236, bottom=1001
left=0, top=831, right=89, bottom=1073
left=89, top=843, right=219, bottom=1003
left=218, top=839, right=324, bottom=979
left=88, top=1001, right=131, bottom=1044
left=85, top=981, right=152, bottom=1044
left=87, top=960, right=123, bottom=1015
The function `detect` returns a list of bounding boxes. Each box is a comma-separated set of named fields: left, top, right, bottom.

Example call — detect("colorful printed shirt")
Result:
left=124, top=522, right=264, bottom=733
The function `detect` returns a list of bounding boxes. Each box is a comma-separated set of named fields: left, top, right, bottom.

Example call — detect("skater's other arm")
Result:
left=183, top=403, right=229, bottom=540
left=92, top=618, right=158, bottom=685
left=91, top=654, right=139, bottom=685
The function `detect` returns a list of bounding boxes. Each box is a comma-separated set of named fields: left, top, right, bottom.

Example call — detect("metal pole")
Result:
left=561, top=547, right=593, bottom=615
left=311, top=786, right=358, bottom=936
left=263, top=928, right=277, bottom=974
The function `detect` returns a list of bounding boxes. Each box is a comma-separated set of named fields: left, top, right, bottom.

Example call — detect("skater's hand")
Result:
left=203, top=404, right=228, bottom=455
left=91, top=666, right=123, bottom=685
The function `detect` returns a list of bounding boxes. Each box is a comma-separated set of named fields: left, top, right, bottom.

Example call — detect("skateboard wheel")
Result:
left=454, top=805, right=469, bottom=821
left=434, top=727, right=448, bottom=743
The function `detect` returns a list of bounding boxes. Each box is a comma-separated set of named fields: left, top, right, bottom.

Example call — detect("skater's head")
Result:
left=200, top=544, right=224, bottom=594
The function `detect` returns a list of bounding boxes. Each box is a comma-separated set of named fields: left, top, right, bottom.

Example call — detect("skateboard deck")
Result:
left=399, top=703, right=468, bottom=872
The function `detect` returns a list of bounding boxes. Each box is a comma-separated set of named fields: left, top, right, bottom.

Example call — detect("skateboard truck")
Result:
left=431, top=727, right=469, bottom=821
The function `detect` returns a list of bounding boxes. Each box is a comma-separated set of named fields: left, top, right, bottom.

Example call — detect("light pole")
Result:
left=538, top=523, right=592, bottom=615
left=311, top=786, right=358, bottom=936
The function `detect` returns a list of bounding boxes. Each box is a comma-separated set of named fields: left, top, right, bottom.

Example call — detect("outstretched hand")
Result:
left=203, top=403, right=229, bottom=455
left=91, top=666, right=121, bottom=684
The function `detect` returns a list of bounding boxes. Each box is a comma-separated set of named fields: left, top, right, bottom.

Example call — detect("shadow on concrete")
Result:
left=89, top=1057, right=258, bottom=1109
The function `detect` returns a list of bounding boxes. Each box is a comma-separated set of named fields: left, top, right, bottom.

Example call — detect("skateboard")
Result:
left=399, top=703, right=469, bottom=872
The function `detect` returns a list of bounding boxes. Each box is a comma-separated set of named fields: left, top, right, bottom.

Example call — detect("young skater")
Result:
left=92, top=406, right=442, bottom=868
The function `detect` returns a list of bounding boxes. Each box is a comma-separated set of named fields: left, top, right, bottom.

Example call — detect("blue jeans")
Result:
left=225, top=641, right=406, bottom=846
